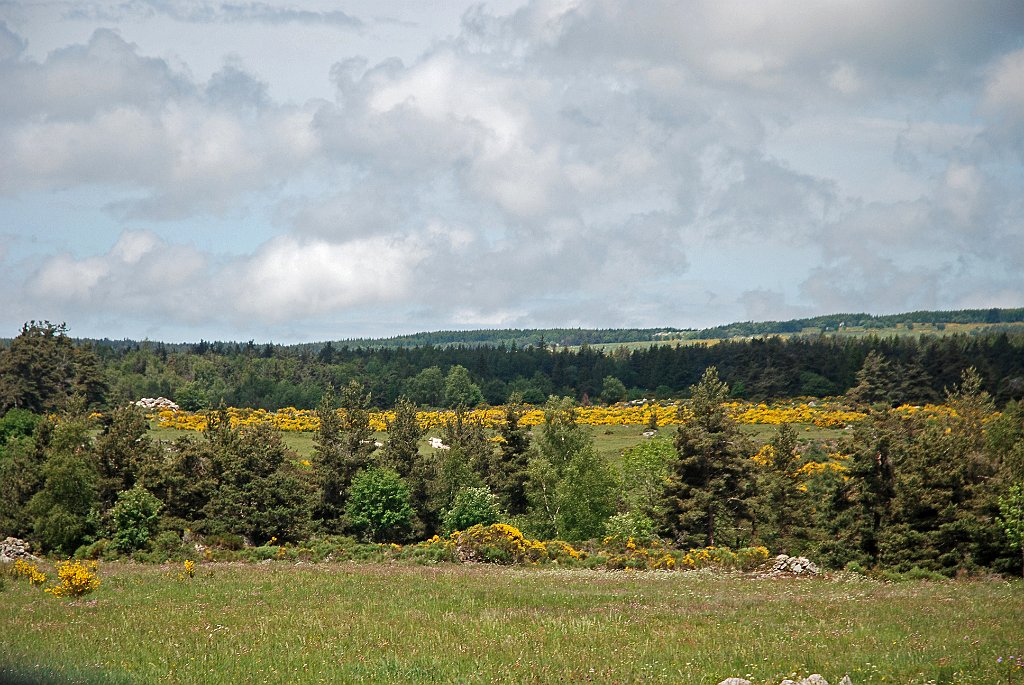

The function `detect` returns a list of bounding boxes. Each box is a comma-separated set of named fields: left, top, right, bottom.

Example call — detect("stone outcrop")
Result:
left=718, top=676, right=850, bottom=685
left=760, top=553, right=821, bottom=576
left=135, top=397, right=180, bottom=411
left=0, top=537, right=41, bottom=563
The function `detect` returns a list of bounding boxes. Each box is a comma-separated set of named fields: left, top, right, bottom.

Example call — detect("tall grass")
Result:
left=1, top=561, right=1021, bottom=684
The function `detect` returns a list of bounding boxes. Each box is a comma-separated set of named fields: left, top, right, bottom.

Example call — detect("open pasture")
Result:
left=1, top=562, right=1020, bottom=685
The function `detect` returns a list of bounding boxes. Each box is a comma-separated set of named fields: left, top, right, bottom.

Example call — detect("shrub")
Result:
left=451, top=523, right=548, bottom=565
left=110, top=486, right=163, bottom=553
left=603, top=512, right=656, bottom=542
left=45, top=560, right=100, bottom=598
left=346, top=467, right=413, bottom=543
left=12, top=559, right=48, bottom=586
left=442, top=486, right=502, bottom=534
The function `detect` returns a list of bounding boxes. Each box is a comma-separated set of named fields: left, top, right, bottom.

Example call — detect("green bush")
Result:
left=346, top=467, right=413, bottom=543
left=442, top=486, right=502, bottom=534
left=110, top=486, right=163, bottom=552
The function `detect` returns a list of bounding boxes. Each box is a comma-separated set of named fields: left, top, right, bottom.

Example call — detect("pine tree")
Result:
left=490, top=395, right=533, bottom=515
left=663, top=367, right=755, bottom=548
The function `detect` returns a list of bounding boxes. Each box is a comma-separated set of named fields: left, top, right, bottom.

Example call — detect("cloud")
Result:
left=62, top=1, right=363, bottom=28
left=2, top=0, right=1023, bottom=341
left=0, top=27, right=321, bottom=218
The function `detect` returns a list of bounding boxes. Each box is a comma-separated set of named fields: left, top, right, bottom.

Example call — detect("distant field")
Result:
left=148, top=422, right=844, bottom=463
left=580, top=320, right=1024, bottom=352
left=1, top=562, right=1019, bottom=685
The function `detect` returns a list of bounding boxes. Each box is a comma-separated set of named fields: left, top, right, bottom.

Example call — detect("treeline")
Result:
left=1, top=369, right=1022, bottom=577
left=683, top=307, right=1024, bottom=340
left=1, top=321, right=1024, bottom=415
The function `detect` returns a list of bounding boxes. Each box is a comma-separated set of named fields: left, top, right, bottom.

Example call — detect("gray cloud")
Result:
left=62, top=1, right=362, bottom=28
left=1, top=0, right=1022, bottom=341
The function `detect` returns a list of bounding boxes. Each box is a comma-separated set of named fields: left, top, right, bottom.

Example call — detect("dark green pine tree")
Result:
left=756, top=423, right=806, bottom=553
left=490, top=394, right=533, bottom=515
left=313, top=382, right=376, bottom=531
left=662, top=367, right=755, bottom=548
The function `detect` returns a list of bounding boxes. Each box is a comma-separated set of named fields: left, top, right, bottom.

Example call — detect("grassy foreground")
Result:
left=1, top=562, right=1021, bottom=685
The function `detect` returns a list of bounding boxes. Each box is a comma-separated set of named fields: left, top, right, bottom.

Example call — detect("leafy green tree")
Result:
left=0, top=408, right=41, bottom=444
left=663, top=367, right=755, bottom=548
left=442, top=486, right=503, bottom=534
left=0, top=321, right=107, bottom=413
left=600, top=376, right=627, bottom=405
left=26, top=398, right=99, bottom=554
left=405, top=366, right=445, bottom=407
left=381, top=396, right=432, bottom=534
left=0, top=429, right=45, bottom=538
left=846, top=350, right=897, bottom=406
left=431, top=408, right=488, bottom=518
left=345, top=467, right=413, bottom=542
left=443, top=365, right=484, bottom=408
left=619, top=437, right=674, bottom=523
left=110, top=485, right=163, bottom=552
left=756, top=423, right=806, bottom=552
left=525, top=397, right=617, bottom=540
left=94, top=404, right=156, bottom=509
left=998, top=482, right=1024, bottom=576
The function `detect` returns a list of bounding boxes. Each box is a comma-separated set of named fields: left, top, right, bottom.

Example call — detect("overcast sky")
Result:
left=1, top=1, right=1022, bottom=343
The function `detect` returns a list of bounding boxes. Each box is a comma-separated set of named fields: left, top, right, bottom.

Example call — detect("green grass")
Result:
left=1, top=561, right=1020, bottom=684
left=148, top=423, right=844, bottom=465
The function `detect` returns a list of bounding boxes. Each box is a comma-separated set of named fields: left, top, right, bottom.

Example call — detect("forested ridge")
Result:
left=3, top=320, right=1022, bottom=414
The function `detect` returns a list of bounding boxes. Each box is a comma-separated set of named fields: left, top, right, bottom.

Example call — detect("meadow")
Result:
left=1, top=561, right=1021, bottom=685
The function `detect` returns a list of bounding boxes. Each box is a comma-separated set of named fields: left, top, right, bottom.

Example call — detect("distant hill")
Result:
left=324, top=308, right=1024, bottom=350
left=4, top=307, right=1022, bottom=351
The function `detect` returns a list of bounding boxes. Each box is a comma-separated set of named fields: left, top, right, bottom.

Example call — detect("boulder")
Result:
left=762, top=554, right=821, bottom=576
left=0, top=536, right=41, bottom=563
left=717, top=679, right=752, bottom=685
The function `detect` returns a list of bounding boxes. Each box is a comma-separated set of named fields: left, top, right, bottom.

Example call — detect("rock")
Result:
left=838, top=677, right=853, bottom=685
left=761, top=554, right=821, bottom=576
left=717, top=679, right=752, bottom=685
left=801, top=676, right=829, bottom=685
left=135, top=397, right=180, bottom=411
left=0, top=536, right=41, bottom=563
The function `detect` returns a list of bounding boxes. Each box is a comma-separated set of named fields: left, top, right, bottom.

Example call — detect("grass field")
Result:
left=1, top=561, right=1020, bottom=685
left=147, top=423, right=843, bottom=465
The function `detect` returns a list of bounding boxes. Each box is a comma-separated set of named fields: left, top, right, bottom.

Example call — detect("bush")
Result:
left=603, top=512, right=656, bottom=542
left=346, top=467, right=413, bottom=543
left=110, top=486, right=163, bottom=553
left=442, top=486, right=502, bottom=534
left=45, top=560, right=100, bottom=598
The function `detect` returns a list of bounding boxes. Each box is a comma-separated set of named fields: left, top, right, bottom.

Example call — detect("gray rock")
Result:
left=717, top=679, right=752, bottom=685
left=0, top=536, right=41, bottom=563
left=800, top=676, right=829, bottom=685
left=838, top=677, right=853, bottom=685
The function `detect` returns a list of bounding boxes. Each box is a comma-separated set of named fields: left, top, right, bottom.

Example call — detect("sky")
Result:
left=1, top=0, right=1022, bottom=344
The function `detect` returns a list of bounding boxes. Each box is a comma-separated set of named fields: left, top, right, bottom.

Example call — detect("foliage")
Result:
left=27, top=400, right=99, bottom=554
left=998, top=482, right=1024, bottom=575
left=442, top=365, right=484, bottom=408
left=663, top=367, right=755, bottom=548
left=0, top=321, right=106, bottom=414
left=0, top=408, right=41, bottom=444
left=110, top=485, right=163, bottom=552
left=44, top=560, right=100, bottom=598
left=443, top=486, right=503, bottom=534
left=345, top=467, right=413, bottom=543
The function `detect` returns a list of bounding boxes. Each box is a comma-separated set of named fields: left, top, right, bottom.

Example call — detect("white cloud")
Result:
left=1, top=0, right=1023, bottom=341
